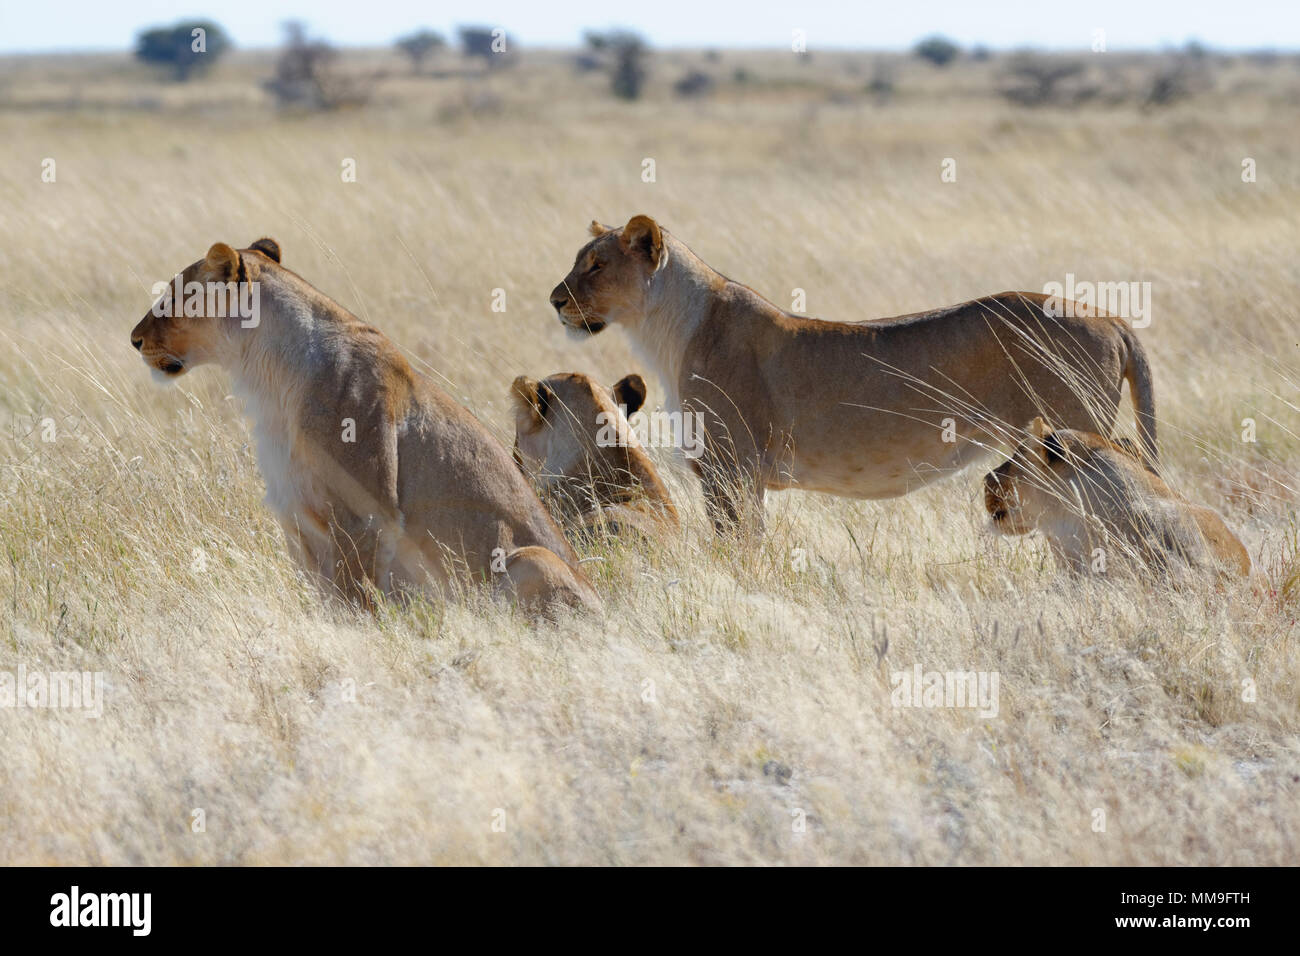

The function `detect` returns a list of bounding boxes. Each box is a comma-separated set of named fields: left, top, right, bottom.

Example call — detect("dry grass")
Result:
left=1, top=48, right=1298, bottom=865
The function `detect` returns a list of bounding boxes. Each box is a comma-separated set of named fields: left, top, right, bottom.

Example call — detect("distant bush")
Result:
left=265, top=22, right=369, bottom=110
left=134, top=20, right=231, bottom=81
left=914, top=35, right=960, bottom=67
left=395, top=29, right=445, bottom=74
left=674, top=70, right=714, bottom=98
left=998, top=55, right=1089, bottom=106
left=1144, top=55, right=1213, bottom=109
left=1145, top=64, right=1191, bottom=107
left=867, top=61, right=895, bottom=103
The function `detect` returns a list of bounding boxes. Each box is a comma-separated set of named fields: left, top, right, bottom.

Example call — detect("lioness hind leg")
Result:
left=318, top=512, right=398, bottom=612
left=277, top=512, right=378, bottom=607
left=502, top=546, right=603, bottom=619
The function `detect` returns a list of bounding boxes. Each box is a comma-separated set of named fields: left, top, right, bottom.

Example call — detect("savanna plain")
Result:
left=1, top=46, right=1298, bottom=864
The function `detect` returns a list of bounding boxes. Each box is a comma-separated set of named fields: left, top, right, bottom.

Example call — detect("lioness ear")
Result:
left=1112, top=437, right=1140, bottom=459
left=620, top=214, right=663, bottom=268
left=612, top=374, right=647, bottom=416
left=1025, top=417, right=1063, bottom=466
left=248, top=238, right=281, bottom=263
left=1042, top=431, right=1065, bottom=465
left=589, top=220, right=613, bottom=237
left=204, top=243, right=240, bottom=280
left=510, top=376, right=549, bottom=429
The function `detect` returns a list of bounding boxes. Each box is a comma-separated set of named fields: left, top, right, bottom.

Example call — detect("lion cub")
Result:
left=985, top=418, right=1250, bottom=580
left=511, top=372, right=678, bottom=539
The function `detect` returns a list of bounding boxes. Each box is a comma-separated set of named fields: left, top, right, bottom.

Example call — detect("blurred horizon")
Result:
left=3, top=0, right=1299, bottom=54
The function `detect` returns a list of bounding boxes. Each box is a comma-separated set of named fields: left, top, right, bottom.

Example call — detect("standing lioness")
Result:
left=550, top=215, right=1158, bottom=534
left=130, top=239, right=600, bottom=616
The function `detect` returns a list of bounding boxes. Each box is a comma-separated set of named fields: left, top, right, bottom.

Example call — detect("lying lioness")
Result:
left=130, top=239, right=600, bottom=616
left=550, top=215, right=1159, bottom=535
left=985, top=417, right=1250, bottom=579
left=511, top=371, right=678, bottom=538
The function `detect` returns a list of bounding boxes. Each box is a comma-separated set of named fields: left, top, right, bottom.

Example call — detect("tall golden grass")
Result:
left=0, top=48, right=1297, bottom=864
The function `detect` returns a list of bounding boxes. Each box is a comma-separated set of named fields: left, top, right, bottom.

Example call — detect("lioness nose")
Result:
left=131, top=336, right=143, bottom=351
left=550, top=293, right=568, bottom=311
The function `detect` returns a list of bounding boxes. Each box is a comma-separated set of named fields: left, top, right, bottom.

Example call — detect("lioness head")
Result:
left=130, top=238, right=281, bottom=380
left=549, top=215, right=665, bottom=336
left=984, top=418, right=1058, bottom=535
left=985, top=417, right=1148, bottom=535
left=510, top=371, right=647, bottom=494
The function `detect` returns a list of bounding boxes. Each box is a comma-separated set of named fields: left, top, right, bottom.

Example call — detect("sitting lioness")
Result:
left=510, top=371, right=678, bottom=538
left=130, top=238, right=600, bottom=616
left=550, top=215, right=1159, bottom=535
left=985, top=417, right=1250, bottom=579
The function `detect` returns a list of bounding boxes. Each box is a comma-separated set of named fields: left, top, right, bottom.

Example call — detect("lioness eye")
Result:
left=587, top=261, right=601, bottom=274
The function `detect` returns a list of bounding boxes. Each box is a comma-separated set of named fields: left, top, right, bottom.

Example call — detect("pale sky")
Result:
left=1, top=0, right=1296, bottom=53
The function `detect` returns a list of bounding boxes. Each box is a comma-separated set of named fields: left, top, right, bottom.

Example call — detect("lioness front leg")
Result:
left=696, top=456, right=766, bottom=538
left=277, top=511, right=354, bottom=601
left=321, top=510, right=398, bottom=611
left=682, top=395, right=768, bottom=538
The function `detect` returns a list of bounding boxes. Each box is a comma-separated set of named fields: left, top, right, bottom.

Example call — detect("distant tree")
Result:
left=134, top=20, right=231, bottom=81
left=581, top=30, right=649, bottom=100
left=914, top=35, right=960, bottom=67
left=459, top=26, right=514, bottom=68
left=395, top=29, right=445, bottom=73
left=265, top=21, right=368, bottom=110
